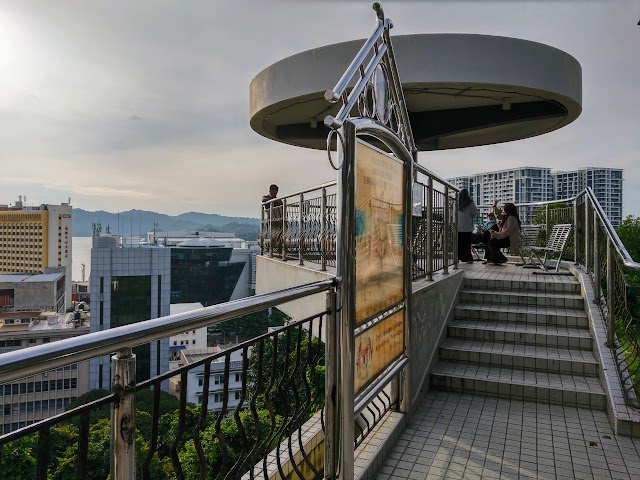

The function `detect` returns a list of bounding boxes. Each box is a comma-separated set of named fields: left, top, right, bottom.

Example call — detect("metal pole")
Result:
left=606, top=237, right=615, bottom=347
left=299, top=193, right=304, bottom=266
left=399, top=151, right=415, bottom=414
left=111, top=348, right=136, bottom=480
left=426, top=177, right=433, bottom=281
left=260, top=206, right=265, bottom=255
left=269, top=203, right=273, bottom=258
left=545, top=204, right=550, bottom=244
left=573, top=198, right=579, bottom=265
left=281, top=197, right=287, bottom=261
left=453, top=190, right=458, bottom=270
left=336, top=121, right=356, bottom=480
left=593, top=211, right=601, bottom=304
left=324, top=288, right=338, bottom=480
left=321, top=187, right=327, bottom=272
left=443, top=185, right=450, bottom=275
left=585, top=196, right=590, bottom=273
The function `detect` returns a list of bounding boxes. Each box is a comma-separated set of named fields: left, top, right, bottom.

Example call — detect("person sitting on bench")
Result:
left=472, top=212, right=499, bottom=260
left=486, top=202, right=521, bottom=265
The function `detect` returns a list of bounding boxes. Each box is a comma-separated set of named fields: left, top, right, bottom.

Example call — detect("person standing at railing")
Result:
left=262, top=184, right=284, bottom=254
left=457, top=189, right=478, bottom=263
left=486, top=201, right=521, bottom=265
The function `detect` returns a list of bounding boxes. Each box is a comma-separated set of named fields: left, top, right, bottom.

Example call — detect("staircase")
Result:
left=431, top=273, right=608, bottom=410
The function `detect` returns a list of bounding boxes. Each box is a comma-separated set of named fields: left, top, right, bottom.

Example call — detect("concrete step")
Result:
left=431, top=361, right=606, bottom=410
left=464, top=277, right=581, bottom=295
left=448, top=320, right=593, bottom=350
left=454, top=303, right=588, bottom=329
left=460, top=289, right=584, bottom=309
left=439, top=338, right=599, bottom=376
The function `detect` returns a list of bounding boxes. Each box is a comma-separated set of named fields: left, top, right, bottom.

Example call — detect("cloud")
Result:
left=0, top=0, right=638, bottom=220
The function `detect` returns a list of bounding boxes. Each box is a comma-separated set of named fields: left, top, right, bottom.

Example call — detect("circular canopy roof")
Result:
left=250, top=34, right=581, bottom=151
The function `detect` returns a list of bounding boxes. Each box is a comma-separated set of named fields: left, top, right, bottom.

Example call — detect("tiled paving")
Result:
left=375, top=262, right=640, bottom=479
left=376, top=391, right=640, bottom=480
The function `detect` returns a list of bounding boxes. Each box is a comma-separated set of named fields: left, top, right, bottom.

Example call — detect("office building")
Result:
left=448, top=167, right=623, bottom=226
left=0, top=310, right=90, bottom=433
left=0, top=272, right=66, bottom=314
left=0, top=198, right=73, bottom=310
left=89, top=236, right=171, bottom=390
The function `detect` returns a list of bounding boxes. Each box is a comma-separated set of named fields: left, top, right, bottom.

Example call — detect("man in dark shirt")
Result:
left=262, top=184, right=284, bottom=254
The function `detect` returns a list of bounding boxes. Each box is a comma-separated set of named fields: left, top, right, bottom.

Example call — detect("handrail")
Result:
left=0, top=279, right=337, bottom=384
left=414, top=163, right=459, bottom=193
left=261, top=181, right=336, bottom=206
left=584, top=186, right=640, bottom=271
left=475, top=196, right=578, bottom=210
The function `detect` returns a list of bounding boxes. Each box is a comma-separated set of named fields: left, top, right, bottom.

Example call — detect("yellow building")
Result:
left=0, top=199, right=73, bottom=310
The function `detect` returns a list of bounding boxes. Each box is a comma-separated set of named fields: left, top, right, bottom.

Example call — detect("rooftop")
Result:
left=0, top=272, right=65, bottom=283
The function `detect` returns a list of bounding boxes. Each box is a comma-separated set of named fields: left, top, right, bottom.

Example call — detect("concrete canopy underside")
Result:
left=250, top=34, right=582, bottom=151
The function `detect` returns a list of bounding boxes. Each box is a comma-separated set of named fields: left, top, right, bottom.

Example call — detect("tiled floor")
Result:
left=376, top=261, right=640, bottom=479
left=376, top=391, right=640, bottom=480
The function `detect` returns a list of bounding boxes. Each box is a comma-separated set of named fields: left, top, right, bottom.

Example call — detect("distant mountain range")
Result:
left=72, top=209, right=261, bottom=240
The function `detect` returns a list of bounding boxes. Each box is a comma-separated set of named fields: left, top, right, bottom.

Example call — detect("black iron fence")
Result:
left=0, top=281, right=336, bottom=480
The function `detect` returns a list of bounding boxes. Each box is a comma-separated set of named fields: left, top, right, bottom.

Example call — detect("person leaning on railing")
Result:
left=486, top=201, right=521, bottom=265
left=262, top=184, right=284, bottom=253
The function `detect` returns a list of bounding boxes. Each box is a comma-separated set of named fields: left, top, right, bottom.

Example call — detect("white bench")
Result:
left=530, top=223, right=573, bottom=272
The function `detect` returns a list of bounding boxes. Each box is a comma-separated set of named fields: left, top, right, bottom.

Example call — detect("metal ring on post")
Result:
left=327, top=129, right=346, bottom=171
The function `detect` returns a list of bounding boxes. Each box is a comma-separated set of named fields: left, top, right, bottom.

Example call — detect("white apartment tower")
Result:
left=553, top=168, right=623, bottom=226
left=0, top=198, right=73, bottom=310
left=448, top=167, right=623, bottom=226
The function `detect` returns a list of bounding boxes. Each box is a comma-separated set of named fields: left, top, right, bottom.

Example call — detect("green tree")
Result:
left=0, top=434, right=37, bottom=480
left=617, top=215, right=640, bottom=263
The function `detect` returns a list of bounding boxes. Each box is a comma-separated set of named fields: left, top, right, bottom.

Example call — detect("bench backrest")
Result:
left=546, top=223, right=572, bottom=251
left=520, top=225, right=542, bottom=247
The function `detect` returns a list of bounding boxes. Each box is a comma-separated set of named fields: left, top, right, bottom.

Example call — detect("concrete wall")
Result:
left=256, top=256, right=333, bottom=321
left=409, top=270, right=464, bottom=409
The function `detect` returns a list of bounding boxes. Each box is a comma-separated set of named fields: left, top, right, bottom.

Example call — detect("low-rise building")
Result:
left=0, top=272, right=66, bottom=314
left=179, top=346, right=246, bottom=413
left=0, top=311, right=90, bottom=433
left=168, top=303, right=207, bottom=370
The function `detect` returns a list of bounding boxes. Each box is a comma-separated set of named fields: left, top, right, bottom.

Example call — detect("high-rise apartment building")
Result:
left=553, top=168, right=623, bottom=226
left=448, top=167, right=623, bottom=226
left=0, top=198, right=73, bottom=309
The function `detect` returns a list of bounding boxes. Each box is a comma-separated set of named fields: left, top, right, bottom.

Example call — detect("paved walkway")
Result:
left=376, top=262, right=640, bottom=479
left=376, top=391, right=640, bottom=480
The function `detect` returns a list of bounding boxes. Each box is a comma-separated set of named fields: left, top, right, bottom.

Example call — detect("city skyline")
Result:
left=1, top=1, right=638, bottom=219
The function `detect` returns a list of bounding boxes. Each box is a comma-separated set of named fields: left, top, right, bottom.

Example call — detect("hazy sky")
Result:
left=1, top=0, right=638, bottom=218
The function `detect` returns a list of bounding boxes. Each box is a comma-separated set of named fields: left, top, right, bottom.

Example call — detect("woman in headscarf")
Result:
left=486, top=202, right=521, bottom=265
left=457, top=189, right=478, bottom=263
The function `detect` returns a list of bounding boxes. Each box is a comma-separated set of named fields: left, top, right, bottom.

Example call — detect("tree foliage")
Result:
left=617, top=215, right=640, bottom=264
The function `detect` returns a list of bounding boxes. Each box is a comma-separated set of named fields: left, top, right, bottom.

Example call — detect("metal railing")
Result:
left=260, top=168, right=460, bottom=282
left=412, top=165, right=459, bottom=280
left=261, top=183, right=337, bottom=270
left=0, top=280, right=336, bottom=479
left=575, top=188, right=640, bottom=407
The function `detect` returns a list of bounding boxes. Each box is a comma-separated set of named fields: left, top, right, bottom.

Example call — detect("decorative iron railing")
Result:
left=261, top=183, right=337, bottom=270
left=0, top=281, right=337, bottom=480
left=260, top=166, right=460, bottom=282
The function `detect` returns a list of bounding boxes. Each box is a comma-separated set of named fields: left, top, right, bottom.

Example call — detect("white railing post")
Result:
left=606, top=237, right=615, bottom=347
left=321, top=187, right=327, bottom=271
left=593, top=211, right=601, bottom=303
left=585, top=196, right=590, bottom=273
left=573, top=198, right=579, bottom=265
left=443, top=185, right=450, bottom=274
left=111, top=348, right=136, bottom=480
left=299, top=193, right=304, bottom=266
